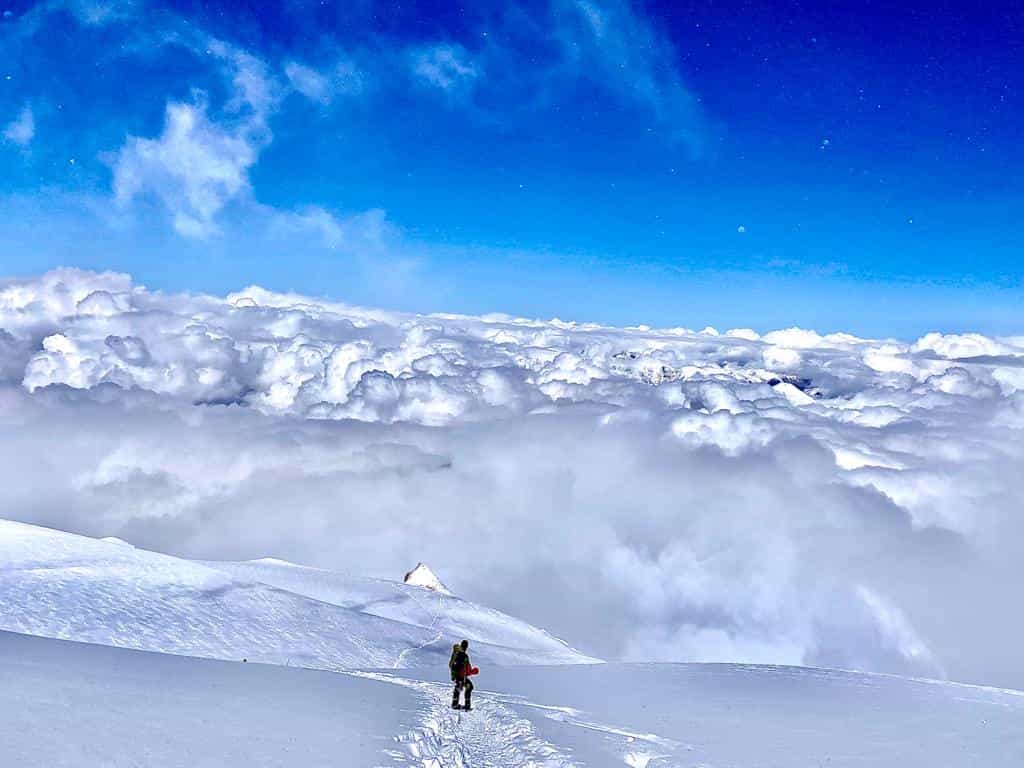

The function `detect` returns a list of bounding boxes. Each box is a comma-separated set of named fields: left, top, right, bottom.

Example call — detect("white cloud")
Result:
left=3, top=269, right=1024, bottom=688
left=285, top=59, right=365, bottom=105
left=61, top=0, right=137, bottom=26
left=3, top=105, right=35, bottom=146
left=112, top=100, right=258, bottom=237
left=410, top=44, right=480, bottom=93
left=105, top=37, right=379, bottom=242
left=912, top=331, right=1016, bottom=359
left=285, top=61, right=331, bottom=104
left=274, top=205, right=345, bottom=247
left=267, top=207, right=399, bottom=257
left=109, top=38, right=278, bottom=238
left=207, top=40, right=278, bottom=120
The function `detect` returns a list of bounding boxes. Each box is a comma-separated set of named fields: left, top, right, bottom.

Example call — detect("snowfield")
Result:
left=207, top=557, right=591, bottom=665
left=389, top=662, right=1024, bottom=767
left=0, top=630, right=421, bottom=768
left=3, top=629, right=1022, bottom=767
left=0, top=518, right=1022, bottom=766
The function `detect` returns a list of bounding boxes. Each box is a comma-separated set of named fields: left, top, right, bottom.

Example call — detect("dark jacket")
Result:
left=451, top=649, right=470, bottom=680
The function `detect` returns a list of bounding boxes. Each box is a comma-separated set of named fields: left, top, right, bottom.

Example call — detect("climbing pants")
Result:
left=452, top=677, right=474, bottom=708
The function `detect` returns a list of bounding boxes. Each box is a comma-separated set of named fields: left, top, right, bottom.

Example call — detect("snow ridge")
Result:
left=0, top=519, right=595, bottom=670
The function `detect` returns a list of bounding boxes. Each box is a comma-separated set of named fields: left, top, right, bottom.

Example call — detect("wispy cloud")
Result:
left=285, top=58, right=366, bottom=105
left=63, top=0, right=137, bottom=26
left=553, top=0, right=706, bottom=151
left=410, top=43, right=480, bottom=94
left=3, top=106, right=35, bottom=147
left=109, top=38, right=277, bottom=238
left=284, top=61, right=332, bottom=104
left=7, top=0, right=709, bottom=249
left=274, top=205, right=346, bottom=247
left=111, top=99, right=259, bottom=238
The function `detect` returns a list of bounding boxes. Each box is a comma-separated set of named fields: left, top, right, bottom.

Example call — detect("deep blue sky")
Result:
left=0, top=0, right=1021, bottom=337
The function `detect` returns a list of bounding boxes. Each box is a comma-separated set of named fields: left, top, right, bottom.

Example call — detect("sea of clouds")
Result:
left=2, top=268, right=1023, bottom=687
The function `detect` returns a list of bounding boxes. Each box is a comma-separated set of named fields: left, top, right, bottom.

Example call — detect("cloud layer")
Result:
left=2, top=269, right=1024, bottom=687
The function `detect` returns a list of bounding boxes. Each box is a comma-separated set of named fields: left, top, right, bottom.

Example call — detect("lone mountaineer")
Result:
left=449, top=639, right=478, bottom=710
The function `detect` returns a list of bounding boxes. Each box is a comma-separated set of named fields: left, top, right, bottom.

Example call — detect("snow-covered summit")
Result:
left=403, top=562, right=452, bottom=595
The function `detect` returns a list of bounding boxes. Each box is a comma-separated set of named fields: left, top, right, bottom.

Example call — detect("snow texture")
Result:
left=0, top=519, right=592, bottom=668
left=2, top=629, right=1022, bottom=767
left=0, top=630, right=420, bottom=768
left=2, top=269, right=1024, bottom=687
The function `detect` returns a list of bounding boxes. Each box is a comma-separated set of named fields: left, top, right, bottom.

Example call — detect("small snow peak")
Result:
left=403, top=562, right=452, bottom=595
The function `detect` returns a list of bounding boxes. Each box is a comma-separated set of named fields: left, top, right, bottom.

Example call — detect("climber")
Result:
left=449, top=639, right=478, bottom=711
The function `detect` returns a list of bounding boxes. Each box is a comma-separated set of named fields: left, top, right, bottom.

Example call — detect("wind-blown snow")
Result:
left=2, top=269, right=1024, bottom=687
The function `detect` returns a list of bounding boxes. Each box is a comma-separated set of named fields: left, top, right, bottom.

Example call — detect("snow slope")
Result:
left=3, top=629, right=1022, bottom=768
left=0, top=630, right=421, bottom=768
left=0, top=519, right=592, bottom=668
left=0, top=519, right=1021, bottom=766
left=436, top=663, right=1024, bottom=767
left=207, top=556, right=591, bottom=665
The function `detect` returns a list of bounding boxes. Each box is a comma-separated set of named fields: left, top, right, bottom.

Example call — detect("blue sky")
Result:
left=0, top=0, right=1021, bottom=337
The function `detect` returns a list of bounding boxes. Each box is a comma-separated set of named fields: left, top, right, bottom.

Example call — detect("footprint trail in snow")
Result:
left=351, top=671, right=581, bottom=767
left=350, top=669, right=685, bottom=768
left=363, top=573, right=682, bottom=767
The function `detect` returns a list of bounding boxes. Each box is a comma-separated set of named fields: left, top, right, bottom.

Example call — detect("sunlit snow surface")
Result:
left=0, top=519, right=593, bottom=667
left=210, top=557, right=586, bottom=664
left=3, top=269, right=1024, bottom=685
left=403, top=561, right=453, bottom=594
left=0, top=518, right=1021, bottom=766
left=1, top=631, right=421, bottom=768
left=3, top=630, right=1022, bottom=767
left=0, top=520, right=593, bottom=671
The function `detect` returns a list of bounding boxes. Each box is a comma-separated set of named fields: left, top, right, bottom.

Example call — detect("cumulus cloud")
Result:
left=3, top=269, right=1024, bottom=688
left=3, top=105, right=35, bottom=146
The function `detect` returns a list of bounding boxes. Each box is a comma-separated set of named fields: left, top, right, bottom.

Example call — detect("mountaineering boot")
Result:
left=452, top=684, right=461, bottom=710
left=463, top=690, right=472, bottom=711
